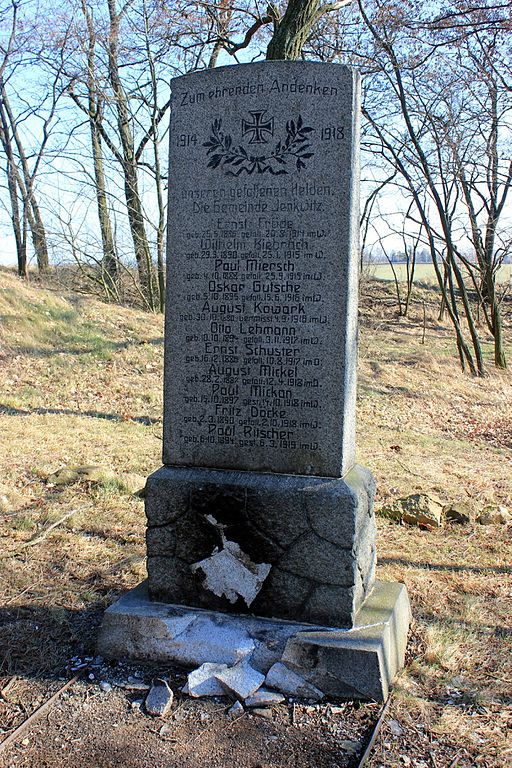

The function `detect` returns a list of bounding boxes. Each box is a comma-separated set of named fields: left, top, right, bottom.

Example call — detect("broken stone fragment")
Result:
left=379, top=494, right=443, bottom=529
left=48, top=465, right=116, bottom=486
left=190, top=540, right=271, bottom=607
left=214, top=660, right=265, bottom=701
left=339, top=740, right=359, bottom=755
left=477, top=505, right=510, bottom=525
left=186, top=662, right=229, bottom=697
left=251, top=707, right=273, bottom=719
left=113, top=676, right=149, bottom=691
left=265, top=663, right=324, bottom=702
left=444, top=502, right=472, bottom=524
left=145, top=679, right=174, bottom=717
left=244, top=688, right=285, bottom=708
left=227, top=700, right=245, bottom=719
left=0, top=485, right=25, bottom=514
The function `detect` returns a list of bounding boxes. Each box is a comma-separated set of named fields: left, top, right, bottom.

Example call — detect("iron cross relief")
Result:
left=241, top=111, right=275, bottom=144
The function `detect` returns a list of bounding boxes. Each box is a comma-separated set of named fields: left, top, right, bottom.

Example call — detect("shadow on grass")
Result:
left=358, top=381, right=419, bottom=398
left=379, top=555, right=512, bottom=576
left=0, top=404, right=161, bottom=426
left=10, top=336, right=164, bottom=359
left=0, top=602, right=106, bottom=679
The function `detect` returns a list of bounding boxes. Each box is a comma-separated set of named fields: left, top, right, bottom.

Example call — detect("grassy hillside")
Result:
left=0, top=269, right=510, bottom=766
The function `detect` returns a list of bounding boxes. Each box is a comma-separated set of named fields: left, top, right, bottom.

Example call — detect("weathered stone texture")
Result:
left=163, top=61, right=360, bottom=478
left=146, top=464, right=376, bottom=627
left=97, top=580, right=411, bottom=702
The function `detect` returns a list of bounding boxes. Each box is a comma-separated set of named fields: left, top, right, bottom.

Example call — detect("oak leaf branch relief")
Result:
left=203, top=115, right=315, bottom=176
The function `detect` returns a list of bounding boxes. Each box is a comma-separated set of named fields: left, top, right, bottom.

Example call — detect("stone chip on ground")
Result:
left=227, top=700, right=245, bottom=719
left=145, top=679, right=174, bottom=716
left=444, top=502, right=472, bottom=524
left=0, top=484, right=25, bottom=513
left=214, top=660, right=265, bottom=700
left=265, top=663, right=324, bottom=701
left=47, top=465, right=116, bottom=486
left=186, top=662, right=229, bottom=697
left=244, top=688, right=285, bottom=708
left=251, top=707, right=274, bottom=719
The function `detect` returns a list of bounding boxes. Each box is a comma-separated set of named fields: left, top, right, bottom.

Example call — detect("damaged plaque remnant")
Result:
left=191, top=540, right=271, bottom=608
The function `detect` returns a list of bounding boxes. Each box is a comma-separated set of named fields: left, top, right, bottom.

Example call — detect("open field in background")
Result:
left=368, top=262, right=512, bottom=286
left=0, top=268, right=510, bottom=767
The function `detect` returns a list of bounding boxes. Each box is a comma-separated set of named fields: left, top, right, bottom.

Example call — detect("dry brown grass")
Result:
left=0, top=269, right=511, bottom=767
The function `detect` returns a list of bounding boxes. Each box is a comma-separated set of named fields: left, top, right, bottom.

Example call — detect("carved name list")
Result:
left=164, top=62, right=360, bottom=477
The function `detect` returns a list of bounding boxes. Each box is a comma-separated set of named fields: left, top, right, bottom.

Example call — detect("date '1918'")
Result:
left=321, top=126, right=344, bottom=141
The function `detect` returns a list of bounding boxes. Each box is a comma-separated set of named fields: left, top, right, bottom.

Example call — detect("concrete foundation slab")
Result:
left=97, top=580, right=410, bottom=701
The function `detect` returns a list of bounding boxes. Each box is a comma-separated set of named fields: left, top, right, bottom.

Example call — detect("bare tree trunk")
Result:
left=107, top=0, right=155, bottom=309
left=267, top=0, right=322, bottom=60
left=0, top=100, right=26, bottom=276
left=81, top=0, right=119, bottom=291
left=266, top=0, right=350, bottom=60
left=0, top=78, right=49, bottom=273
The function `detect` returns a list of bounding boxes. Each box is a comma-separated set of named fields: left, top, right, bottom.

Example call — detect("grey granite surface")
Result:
left=164, top=61, right=360, bottom=478
left=145, top=464, right=376, bottom=628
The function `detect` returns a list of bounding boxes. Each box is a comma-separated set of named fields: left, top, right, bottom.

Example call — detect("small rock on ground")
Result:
left=477, top=505, right=510, bottom=525
left=444, top=502, right=472, bottom=524
left=244, top=689, right=285, bottom=708
left=380, top=493, right=443, bottom=529
left=186, top=662, right=229, bottom=697
left=265, top=663, right=323, bottom=702
left=215, top=660, right=265, bottom=700
left=0, top=485, right=25, bottom=513
left=145, top=680, right=174, bottom=717
left=227, top=701, right=245, bottom=719
left=251, top=708, right=274, bottom=719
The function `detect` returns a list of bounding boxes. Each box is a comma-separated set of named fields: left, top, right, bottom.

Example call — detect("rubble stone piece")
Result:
left=227, top=700, right=245, bottom=719
left=145, top=679, right=174, bottom=716
left=0, top=485, right=24, bottom=514
left=48, top=465, right=116, bottom=486
left=113, top=677, right=149, bottom=691
left=191, top=541, right=271, bottom=608
left=339, top=740, right=359, bottom=755
left=444, top=502, right=472, bottom=524
left=251, top=708, right=273, bottom=719
left=215, top=660, right=265, bottom=700
left=119, top=473, right=147, bottom=496
left=244, top=689, right=285, bottom=708
left=265, top=663, right=324, bottom=702
left=477, top=505, right=510, bottom=525
left=380, top=494, right=443, bottom=529
left=186, top=662, right=229, bottom=697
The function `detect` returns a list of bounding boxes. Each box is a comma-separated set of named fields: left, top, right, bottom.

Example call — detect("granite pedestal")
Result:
left=146, top=464, right=376, bottom=628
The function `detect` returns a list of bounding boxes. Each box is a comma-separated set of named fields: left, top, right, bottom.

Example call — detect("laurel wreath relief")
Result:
left=203, top=115, right=315, bottom=176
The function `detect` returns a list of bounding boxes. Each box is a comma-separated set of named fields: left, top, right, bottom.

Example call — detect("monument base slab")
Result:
left=145, top=464, right=376, bottom=628
left=97, top=580, right=411, bottom=702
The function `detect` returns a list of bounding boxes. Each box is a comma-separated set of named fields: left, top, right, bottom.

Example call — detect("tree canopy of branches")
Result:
left=0, top=0, right=509, bottom=370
